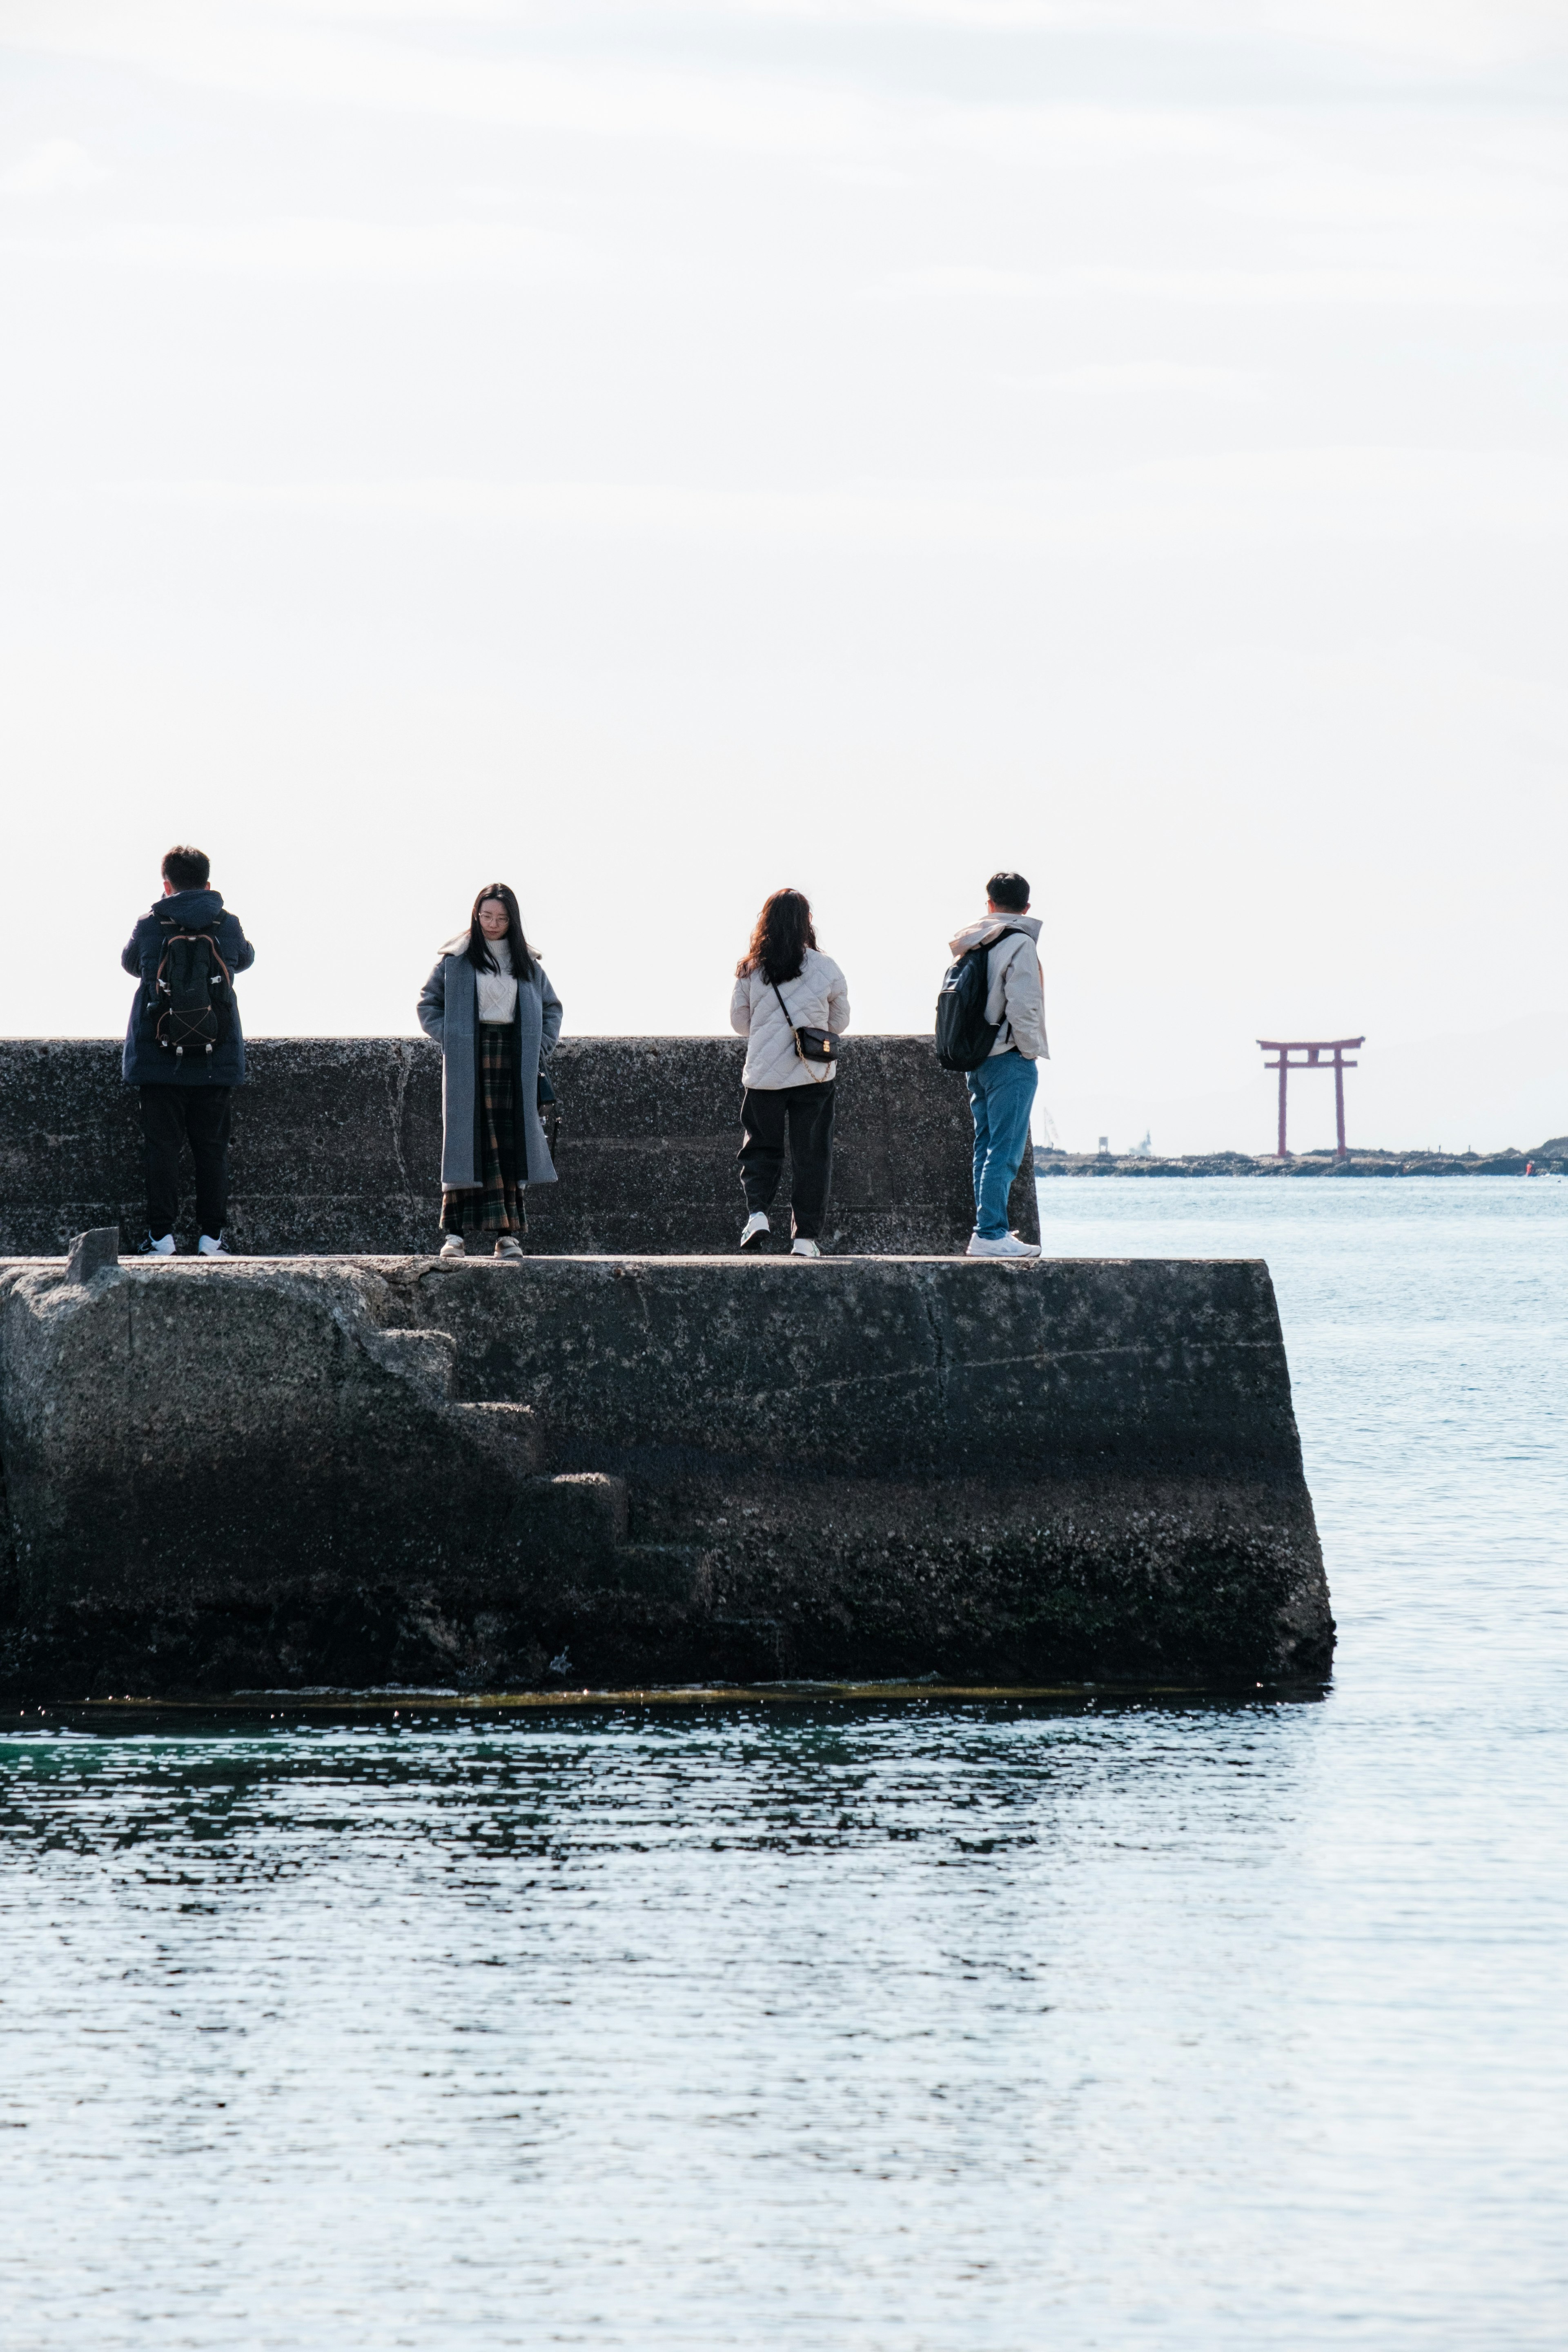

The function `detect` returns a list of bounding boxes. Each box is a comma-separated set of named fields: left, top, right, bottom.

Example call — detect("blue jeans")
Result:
left=966, top=1050, right=1037, bottom=1238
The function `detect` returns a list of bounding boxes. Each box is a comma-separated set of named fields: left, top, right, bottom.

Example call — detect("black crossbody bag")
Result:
left=771, top=974, right=839, bottom=1066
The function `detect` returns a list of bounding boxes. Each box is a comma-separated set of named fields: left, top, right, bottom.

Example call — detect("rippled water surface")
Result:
left=2, top=1181, right=1564, bottom=2348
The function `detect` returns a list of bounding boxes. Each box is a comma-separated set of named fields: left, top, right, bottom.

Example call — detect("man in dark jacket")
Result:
left=122, top=846, right=256, bottom=1256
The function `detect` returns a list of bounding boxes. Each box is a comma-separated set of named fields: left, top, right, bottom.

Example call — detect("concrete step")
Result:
left=445, top=1398, right=544, bottom=1475
left=594, top=1544, right=709, bottom=1603
left=509, top=1470, right=628, bottom=1566
left=363, top=1325, right=457, bottom=1403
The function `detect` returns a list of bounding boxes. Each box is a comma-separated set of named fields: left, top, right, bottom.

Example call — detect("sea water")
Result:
left=1, top=1181, right=1564, bottom=2349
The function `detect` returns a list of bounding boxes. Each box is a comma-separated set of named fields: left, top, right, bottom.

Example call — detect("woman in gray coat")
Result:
left=417, top=883, right=562, bottom=1259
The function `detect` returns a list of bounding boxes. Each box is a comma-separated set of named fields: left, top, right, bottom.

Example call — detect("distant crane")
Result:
left=1258, top=1037, right=1364, bottom=1159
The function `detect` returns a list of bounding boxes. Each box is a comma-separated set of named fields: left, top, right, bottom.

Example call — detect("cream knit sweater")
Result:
left=474, top=932, right=519, bottom=1025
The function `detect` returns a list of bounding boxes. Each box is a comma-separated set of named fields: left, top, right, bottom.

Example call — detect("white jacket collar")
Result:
left=949, top=913, right=1041, bottom=957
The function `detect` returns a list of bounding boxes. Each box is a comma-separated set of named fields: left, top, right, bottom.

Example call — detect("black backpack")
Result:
left=934, top=929, right=1023, bottom=1071
left=148, top=924, right=234, bottom=1062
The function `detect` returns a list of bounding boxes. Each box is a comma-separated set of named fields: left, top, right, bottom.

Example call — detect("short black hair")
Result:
left=987, top=870, right=1029, bottom=911
left=162, top=845, right=210, bottom=889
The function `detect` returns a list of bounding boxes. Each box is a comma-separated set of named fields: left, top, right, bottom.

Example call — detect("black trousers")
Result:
left=139, top=1085, right=233, bottom=1241
left=737, top=1082, right=837, bottom=1239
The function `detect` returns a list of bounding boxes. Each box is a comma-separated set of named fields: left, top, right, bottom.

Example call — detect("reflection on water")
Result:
left=1, top=1183, right=1565, bottom=2349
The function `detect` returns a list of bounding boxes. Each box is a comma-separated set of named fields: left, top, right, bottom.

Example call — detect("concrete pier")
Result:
left=0, top=1251, right=1332, bottom=1697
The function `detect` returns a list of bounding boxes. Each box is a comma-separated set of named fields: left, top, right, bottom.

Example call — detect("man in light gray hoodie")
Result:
left=949, top=870, right=1048, bottom=1258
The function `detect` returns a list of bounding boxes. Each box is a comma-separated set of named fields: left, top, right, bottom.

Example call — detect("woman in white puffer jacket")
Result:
left=729, top=888, right=851, bottom=1256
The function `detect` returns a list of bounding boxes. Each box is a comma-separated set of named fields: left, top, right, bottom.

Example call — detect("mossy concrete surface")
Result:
left=0, top=1254, right=1332, bottom=1698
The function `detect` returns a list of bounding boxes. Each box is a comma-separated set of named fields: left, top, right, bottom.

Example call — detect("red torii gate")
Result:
left=1258, top=1037, right=1364, bottom=1159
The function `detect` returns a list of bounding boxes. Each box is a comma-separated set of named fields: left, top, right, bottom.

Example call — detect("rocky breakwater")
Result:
left=0, top=1244, right=1334, bottom=1697
left=1037, top=1144, right=1566, bottom=1177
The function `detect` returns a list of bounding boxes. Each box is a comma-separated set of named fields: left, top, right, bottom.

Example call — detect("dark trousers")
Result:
left=738, top=1082, right=836, bottom=1239
left=139, top=1085, right=233, bottom=1241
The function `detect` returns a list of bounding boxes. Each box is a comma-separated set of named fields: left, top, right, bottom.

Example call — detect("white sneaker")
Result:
left=139, top=1232, right=176, bottom=1257
left=493, top=1235, right=524, bottom=1261
left=196, top=1233, right=229, bottom=1257
left=439, top=1234, right=466, bottom=1259
left=791, top=1237, right=822, bottom=1258
left=966, top=1232, right=1041, bottom=1259
left=739, top=1212, right=770, bottom=1250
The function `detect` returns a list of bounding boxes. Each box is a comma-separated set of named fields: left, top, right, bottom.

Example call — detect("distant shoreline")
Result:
left=1035, top=1144, right=1566, bottom=1179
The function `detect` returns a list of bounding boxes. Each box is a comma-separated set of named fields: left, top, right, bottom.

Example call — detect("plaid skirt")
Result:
left=441, top=1025, right=527, bottom=1235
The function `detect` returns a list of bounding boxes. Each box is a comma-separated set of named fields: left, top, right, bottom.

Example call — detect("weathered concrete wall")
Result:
left=0, top=1037, right=1036, bottom=1256
left=0, top=1252, right=1332, bottom=1697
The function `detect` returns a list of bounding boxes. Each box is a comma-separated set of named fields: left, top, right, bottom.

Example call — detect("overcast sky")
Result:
left=3, top=0, right=1565, bottom=1151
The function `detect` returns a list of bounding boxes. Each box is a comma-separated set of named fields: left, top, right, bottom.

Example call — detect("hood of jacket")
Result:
left=151, top=886, right=226, bottom=930
left=949, top=912, right=1042, bottom=958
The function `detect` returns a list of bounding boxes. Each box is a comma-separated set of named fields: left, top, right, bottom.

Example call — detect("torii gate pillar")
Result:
left=1258, top=1038, right=1365, bottom=1158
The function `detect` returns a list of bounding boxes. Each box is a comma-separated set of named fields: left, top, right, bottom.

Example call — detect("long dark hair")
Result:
left=737, top=887, right=816, bottom=985
left=465, top=883, right=535, bottom=983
